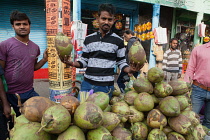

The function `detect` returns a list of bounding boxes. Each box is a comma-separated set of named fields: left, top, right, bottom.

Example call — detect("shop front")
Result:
left=79, top=0, right=139, bottom=37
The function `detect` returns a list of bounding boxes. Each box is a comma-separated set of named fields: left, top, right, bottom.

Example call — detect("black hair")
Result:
left=123, top=29, right=134, bottom=36
left=98, top=3, right=116, bottom=17
left=10, top=10, right=31, bottom=25
left=170, top=38, right=179, bottom=43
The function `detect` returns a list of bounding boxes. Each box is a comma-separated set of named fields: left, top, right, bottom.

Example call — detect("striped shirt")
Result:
left=162, top=49, right=182, bottom=74
left=78, top=31, right=129, bottom=86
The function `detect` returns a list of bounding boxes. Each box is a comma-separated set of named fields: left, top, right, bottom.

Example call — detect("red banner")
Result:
left=62, top=0, right=71, bottom=37
left=46, top=0, right=58, bottom=36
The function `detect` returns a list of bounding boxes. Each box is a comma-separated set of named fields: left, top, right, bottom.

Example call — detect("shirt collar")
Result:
left=97, top=30, right=112, bottom=36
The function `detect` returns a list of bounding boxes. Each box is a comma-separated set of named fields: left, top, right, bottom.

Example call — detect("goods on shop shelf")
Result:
left=134, top=22, right=154, bottom=41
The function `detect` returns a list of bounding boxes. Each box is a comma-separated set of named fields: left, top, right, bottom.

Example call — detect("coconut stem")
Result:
left=36, top=119, right=53, bottom=134
left=160, top=124, right=163, bottom=131
left=106, top=88, right=112, bottom=95
left=15, top=93, right=23, bottom=108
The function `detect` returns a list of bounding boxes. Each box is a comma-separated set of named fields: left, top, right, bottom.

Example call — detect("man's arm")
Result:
left=62, top=60, right=81, bottom=68
left=0, top=61, right=11, bottom=118
left=34, top=49, right=48, bottom=71
left=0, top=77, right=11, bottom=118
left=178, top=51, right=183, bottom=78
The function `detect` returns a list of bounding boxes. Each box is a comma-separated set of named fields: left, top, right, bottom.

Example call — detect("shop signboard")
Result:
left=132, top=0, right=205, bottom=12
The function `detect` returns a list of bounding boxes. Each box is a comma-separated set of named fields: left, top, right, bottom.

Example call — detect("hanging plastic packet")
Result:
left=124, top=75, right=136, bottom=93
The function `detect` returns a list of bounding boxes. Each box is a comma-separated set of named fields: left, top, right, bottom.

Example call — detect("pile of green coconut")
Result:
left=9, top=67, right=209, bottom=140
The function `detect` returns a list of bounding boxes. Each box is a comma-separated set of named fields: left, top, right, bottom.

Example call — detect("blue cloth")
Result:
left=117, top=71, right=139, bottom=93
left=6, top=88, right=39, bottom=117
left=191, top=84, right=210, bottom=128
left=80, top=80, right=114, bottom=99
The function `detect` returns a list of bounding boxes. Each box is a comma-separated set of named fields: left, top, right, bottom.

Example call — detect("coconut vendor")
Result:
left=162, top=38, right=182, bottom=83
left=62, top=4, right=141, bottom=98
left=0, top=11, right=48, bottom=118
left=184, top=42, right=210, bottom=129
left=117, top=29, right=141, bottom=93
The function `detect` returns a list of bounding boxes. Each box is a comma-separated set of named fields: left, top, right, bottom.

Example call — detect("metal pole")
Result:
left=149, top=3, right=160, bottom=69
left=73, top=0, right=81, bottom=21
left=171, top=8, right=176, bottom=39
left=193, top=12, right=204, bottom=46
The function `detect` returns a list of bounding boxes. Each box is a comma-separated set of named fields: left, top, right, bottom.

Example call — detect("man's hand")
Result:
left=3, top=103, right=11, bottom=119
left=60, top=55, right=73, bottom=66
left=42, top=48, right=48, bottom=62
left=129, top=62, right=145, bottom=72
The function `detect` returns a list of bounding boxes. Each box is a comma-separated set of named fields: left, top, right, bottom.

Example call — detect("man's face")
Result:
left=97, top=11, right=114, bottom=33
left=12, top=20, right=30, bottom=37
left=171, top=40, right=178, bottom=50
left=123, top=33, right=132, bottom=42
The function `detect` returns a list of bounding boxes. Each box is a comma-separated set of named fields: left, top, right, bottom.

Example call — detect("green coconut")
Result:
left=167, top=132, right=185, bottom=140
left=128, top=106, right=144, bottom=123
left=103, top=104, right=112, bottom=112
left=10, top=115, right=31, bottom=140
left=14, top=115, right=30, bottom=128
left=111, top=101, right=130, bottom=123
left=113, top=86, right=121, bottom=96
left=151, top=94, right=160, bottom=104
left=57, top=125, right=85, bottom=140
left=128, top=41, right=146, bottom=69
left=130, top=122, right=148, bottom=140
left=86, top=92, right=109, bottom=110
left=154, top=81, right=173, bottom=98
left=102, top=112, right=121, bottom=132
left=133, top=77, right=153, bottom=94
left=74, top=102, right=104, bottom=129
left=110, top=96, right=121, bottom=105
left=168, top=80, right=189, bottom=95
left=168, top=114, right=193, bottom=135
left=162, top=126, right=173, bottom=135
left=10, top=122, right=51, bottom=140
left=181, top=110, right=200, bottom=126
left=147, top=109, right=167, bottom=128
left=55, top=32, right=73, bottom=61
left=159, top=96, right=180, bottom=117
left=147, top=128, right=167, bottom=140
left=40, top=105, right=71, bottom=134
left=124, top=90, right=138, bottom=105
left=185, top=124, right=207, bottom=140
left=112, top=126, right=132, bottom=140
left=147, top=67, right=164, bottom=83
left=87, top=126, right=112, bottom=140
left=134, top=92, right=154, bottom=112
left=202, top=125, right=209, bottom=135
left=175, top=95, right=189, bottom=111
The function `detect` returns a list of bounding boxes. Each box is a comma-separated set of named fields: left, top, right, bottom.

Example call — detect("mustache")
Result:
left=102, top=24, right=110, bottom=28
